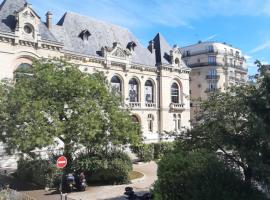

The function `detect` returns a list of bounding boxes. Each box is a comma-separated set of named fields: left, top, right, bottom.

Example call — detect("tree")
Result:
left=153, top=149, right=266, bottom=200
left=0, top=59, right=141, bottom=170
left=176, top=61, right=270, bottom=189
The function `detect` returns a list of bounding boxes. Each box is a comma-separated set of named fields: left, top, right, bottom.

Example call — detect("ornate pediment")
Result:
left=112, top=48, right=126, bottom=58
left=102, top=42, right=131, bottom=59
left=14, top=3, right=41, bottom=44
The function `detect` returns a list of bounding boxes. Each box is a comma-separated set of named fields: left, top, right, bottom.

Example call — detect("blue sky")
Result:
left=28, top=0, right=270, bottom=76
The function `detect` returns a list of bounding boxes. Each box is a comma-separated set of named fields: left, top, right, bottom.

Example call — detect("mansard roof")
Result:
left=0, top=0, right=58, bottom=42
left=152, top=33, right=172, bottom=65
left=51, top=12, right=156, bottom=66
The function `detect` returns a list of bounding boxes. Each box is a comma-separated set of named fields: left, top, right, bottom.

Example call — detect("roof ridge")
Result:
left=57, top=11, right=130, bottom=32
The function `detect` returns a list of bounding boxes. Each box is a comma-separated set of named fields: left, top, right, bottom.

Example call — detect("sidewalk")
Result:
left=67, top=161, right=157, bottom=200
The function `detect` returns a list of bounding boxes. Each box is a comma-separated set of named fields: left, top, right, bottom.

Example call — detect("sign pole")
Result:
left=56, top=155, right=67, bottom=197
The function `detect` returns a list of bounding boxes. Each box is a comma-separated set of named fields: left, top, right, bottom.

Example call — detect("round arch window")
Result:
left=145, top=80, right=154, bottom=103
left=129, top=78, right=139, bottom=102
left=111, top=76, right=122, bottom=95
left=131, top=115, right=140, bottom=123
left=24, top=25, right=33, bottom=34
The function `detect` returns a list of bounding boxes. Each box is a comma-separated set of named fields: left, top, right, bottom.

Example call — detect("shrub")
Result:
left=153, top=150, right=267, bottom=200
left=132, top=142, right=175, bottom=162
left=153, top=142, right=174, bottom=160
left=131, top=144, right=154, bottom=162
left=74, top=150, right=132, bottom=185
left=17, top=157, right=59, bottom=187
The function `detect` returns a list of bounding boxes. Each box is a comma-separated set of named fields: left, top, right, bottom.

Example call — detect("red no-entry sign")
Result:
left=56, top=156, right=67, bottom=169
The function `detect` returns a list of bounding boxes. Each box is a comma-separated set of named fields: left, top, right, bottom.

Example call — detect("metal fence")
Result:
left=0, top=189, right=36, bottom=200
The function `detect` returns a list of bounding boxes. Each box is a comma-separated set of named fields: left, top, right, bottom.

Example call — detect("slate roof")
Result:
left=152, top=33, right=172, bottom=65
left=0, top=0, right=58, bottom=42
left=0, top=0, right=182, bottom=68
left=51, top=12, right=156, bottom=66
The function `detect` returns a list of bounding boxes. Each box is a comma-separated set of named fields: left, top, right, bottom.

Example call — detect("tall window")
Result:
left=147, top=114, right=154, bottom=132
left=171, top=83, right=179, bottom=103
left=129, top=78, right=139, bottom=102
left=208, top=69, right=217, bottom=77
left=208, top=81, right=217, bottom=91
left=208, top=45, right=214, bottom=52
left=173, top=114, right=181, bottom=131
left=208, top=56, right=216, bottom=64
left=111, top=76, right=122, bottom=95
left=145, top=80, right=153, bottom=103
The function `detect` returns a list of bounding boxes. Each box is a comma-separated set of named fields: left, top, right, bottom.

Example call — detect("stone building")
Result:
left=0, top=0, right=191, bottom=168
left=181, top=41, right=248, bottom=125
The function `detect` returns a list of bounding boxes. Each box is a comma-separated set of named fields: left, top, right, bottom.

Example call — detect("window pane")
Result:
left=129, top=78, right=138, bottom=102
left=171, top=83, right=179, bottom=103
left=145, top=81, right=153, bottom=103
left=111, top=76, right=121, bottom=95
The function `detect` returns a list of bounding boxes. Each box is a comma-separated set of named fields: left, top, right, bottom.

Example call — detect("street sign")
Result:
left=56, top=156, right=67, bottom=169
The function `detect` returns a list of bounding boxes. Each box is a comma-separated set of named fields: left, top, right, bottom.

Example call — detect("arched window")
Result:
left=147, top=114, right=154, bottom=132
left=145, top=80, right=154, bottom=103
left=171, top=83, right=179, bottom=103
left=111, top=76, right=122, bottom=95
left=14, top=63, right=32, bottom=80
left=131, top=115, right=140, bottom=123
left=129, top=78, right=139, bottom=102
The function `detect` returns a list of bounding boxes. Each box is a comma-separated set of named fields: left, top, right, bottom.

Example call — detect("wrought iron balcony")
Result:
left=206, top=75, right=220, bottom=80
left=169, top=103, right=185, bottom=111
left=182, top=49, right=219, bottom=58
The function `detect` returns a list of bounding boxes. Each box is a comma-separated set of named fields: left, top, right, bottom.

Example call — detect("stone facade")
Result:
left=0, top=0, right=191, bottom=153
left=181, top=42, right=248, bottom=125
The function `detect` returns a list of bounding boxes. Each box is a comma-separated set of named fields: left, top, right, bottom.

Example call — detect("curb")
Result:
left=131, top=171, right=145, bottom=184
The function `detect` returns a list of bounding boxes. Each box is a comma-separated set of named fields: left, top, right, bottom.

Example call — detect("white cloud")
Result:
left=249, top=41, right=270, bottom=54
left=203, top=34, right=218, bottom=42
left=30, top=0, right=270, bottom=29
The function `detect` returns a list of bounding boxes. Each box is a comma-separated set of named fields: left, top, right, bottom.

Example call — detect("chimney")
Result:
left=46, top=11, right=52, bottom=30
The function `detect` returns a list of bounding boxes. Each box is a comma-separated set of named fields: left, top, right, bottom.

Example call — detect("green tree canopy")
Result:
left=176, top=61, right=270, bottom=188
left=153, top=150, right=266, bottom=200
left=0, top=59, right=141, bottom=160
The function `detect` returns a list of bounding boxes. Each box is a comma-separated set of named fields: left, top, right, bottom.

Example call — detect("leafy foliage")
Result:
left=0, top=59, right=142, bottom=168
left=176, top=60, right=270, bottom=188
left=153, top=150, right=266, bottom=200
left=74, top=150, right=132, bottom=184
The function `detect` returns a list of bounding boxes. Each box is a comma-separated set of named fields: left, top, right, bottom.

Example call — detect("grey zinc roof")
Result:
left=152, top=33, right=172, bottom=65
left=51, top=12, right=156, bottom=66
left=0, top=0, right=58, bottom=42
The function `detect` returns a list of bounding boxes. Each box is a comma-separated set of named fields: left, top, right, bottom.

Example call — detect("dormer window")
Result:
left=79, top=29, right=91, bottom=41
left=127, top=41, right=137, bottom=51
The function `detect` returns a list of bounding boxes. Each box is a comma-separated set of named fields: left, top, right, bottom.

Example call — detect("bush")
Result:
left=131, top=144, right=154, bottom=162
left=17, top=157, right=59, bottom=187
left=153, top=150, right=267, bottom=200
left=153, top=142, right=174, bottom=160
left=132, top=142, right=175, bottom=162
left=74, top=150, right=132, bottom=185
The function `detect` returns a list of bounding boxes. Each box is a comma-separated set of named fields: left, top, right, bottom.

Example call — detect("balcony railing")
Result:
left=129, top=102, right=141, bottom=108
left=182, top=49, right=218, bottom=58
left=145, top=103, right=156, bottom=108
left=206, top=75, right=220, bottom=80
left=170, top=103, right=185, bottom=111
left=205, top=88, right=220, bottom=93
